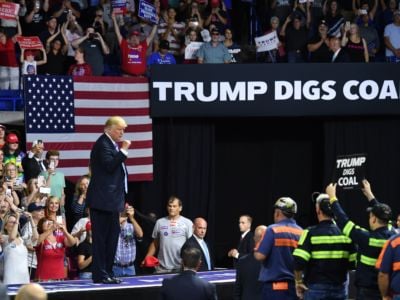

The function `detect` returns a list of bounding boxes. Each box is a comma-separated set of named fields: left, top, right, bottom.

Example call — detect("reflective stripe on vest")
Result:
left=311, top=250, right=350, bottom=259
left=360, top=254, right=378, bottom=266
left=293, top=248, right=311, bottom=261
left=311, top=235, right=352, bottom=244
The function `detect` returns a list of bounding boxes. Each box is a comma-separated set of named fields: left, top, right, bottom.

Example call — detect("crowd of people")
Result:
left=0, top=0, right=400, bottom=89
left=1, top=118, right=400, bottom=299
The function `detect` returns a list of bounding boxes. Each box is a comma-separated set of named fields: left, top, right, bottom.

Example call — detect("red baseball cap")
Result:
left=6, top=133, right=19, bottom=143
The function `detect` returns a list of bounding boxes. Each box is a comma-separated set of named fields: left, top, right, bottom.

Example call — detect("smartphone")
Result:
left=56, top=216, right=63, bottom=224
left=49, top=160, right=55, bottom=170
left=5, top=189, right=11, bottom=197
left=37, top=175, right=46, bottom=187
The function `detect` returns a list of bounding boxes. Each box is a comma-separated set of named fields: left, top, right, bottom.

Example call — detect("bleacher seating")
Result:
left=0, top=90, right=23, bottom=111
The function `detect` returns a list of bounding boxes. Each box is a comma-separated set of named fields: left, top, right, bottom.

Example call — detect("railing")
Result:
left=0, top=90, right=23, bottom=111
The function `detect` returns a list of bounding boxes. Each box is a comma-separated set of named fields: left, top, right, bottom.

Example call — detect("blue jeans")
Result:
left=112, top=265, right=135, bottom=277
left=79, top=272, right=92, bottom=280
left=304, top=283, right=346, bottom=300
left=356, top=287, right=380, bottom=300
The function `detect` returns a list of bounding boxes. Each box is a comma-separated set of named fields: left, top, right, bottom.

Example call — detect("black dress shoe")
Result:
left=110, top=277, right=122, bottom=284
left=93, top=277, right=121, bottom=284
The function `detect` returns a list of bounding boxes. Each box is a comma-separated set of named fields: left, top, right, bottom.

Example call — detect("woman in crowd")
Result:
left=182, top=29, right=200, bottom=64
left=342, top=22, right=369, bottom=62
left=223, top=28, right=241, bottom=63
left=0, top=15, right=21, bottom=90
left=35, top=216, right=76, bottom=281
left=70, top=175, right=90, bottom=226
left=1, top=212, right=38, bottom=284
left=21, top=203, right=45, bottom=280
left=77, top=221, right=92, bottom=279
left=67, top=47, right=93, bottom=76
left=323, top=0, right=344, bottom=37
left=42, top=24, right=68, bottom=75
left=3, top=162, right=22, bottom=206
left=45, top=196, right=64, bottom=225
left=21, top=178, right=40, bottom=208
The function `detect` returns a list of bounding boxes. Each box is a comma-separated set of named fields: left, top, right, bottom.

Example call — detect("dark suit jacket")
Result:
left=332, top=49, right=351, bottom=63
left=181, top=235, right=213, bottom=272
left=160, top=270, right=217, bottom=300
left=233, top=253, right=262, bottom=300
left=22, top=156, right=44, bottom=183
left=238, top=231, right=254, bottom=258
left=86, top=133, right=127, bottom=212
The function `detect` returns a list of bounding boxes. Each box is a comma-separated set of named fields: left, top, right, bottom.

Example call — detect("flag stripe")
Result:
left=75, top=108, right=149, bottom=116
left=25, top=75, right=153, bottom=183
left=74, top=91, right=150, bottom=100
left=75, top=99, right=149, bottom=108
left=26, top=132, right=152, bottom=142
left=59, top=157, right=153, bottom=168
left=27, top=140, right=153, bottom=151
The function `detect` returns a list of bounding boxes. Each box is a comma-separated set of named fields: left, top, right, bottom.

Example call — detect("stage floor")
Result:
left=8, top=269, right=236, bottom=299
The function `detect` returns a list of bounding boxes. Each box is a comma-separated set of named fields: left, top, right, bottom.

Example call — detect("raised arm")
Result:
left=112, top=12, right=122, bottom=45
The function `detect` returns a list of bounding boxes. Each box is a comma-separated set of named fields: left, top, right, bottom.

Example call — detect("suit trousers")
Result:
left=91, top=208, right=120, bottom=281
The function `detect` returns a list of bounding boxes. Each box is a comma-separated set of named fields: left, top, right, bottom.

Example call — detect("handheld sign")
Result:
left=254, top=31, right=279, bottom=53
left=333, top=154, right=367, bottom=190
left=111, top=0, right=127, bottom=14
left=184, top=42, right=203, bottom=60
left=16, top=36, right=43, bottom=49
left=0, top=2, right=20, bottom=20
left=138, top=0, right=158, bottom=24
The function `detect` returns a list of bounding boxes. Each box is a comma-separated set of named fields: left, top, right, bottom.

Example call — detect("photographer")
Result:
left=113, top=206, right=143, bottom=277
left=71, top=26, right=110, bottom=75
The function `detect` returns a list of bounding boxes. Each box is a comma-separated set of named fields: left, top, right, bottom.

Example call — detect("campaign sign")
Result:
left=184, top=42, right=203, bottom=60
left=255, top=31, right=279, bottom=53
left=333, top=154, right=367, bottom=190
left=111, top=0, right=127, bottom=14
left=0, top=2, right=20, bottom=20
left=138, top=0, right=158, bottom=24
left=16, top=36, right=43, bottom=49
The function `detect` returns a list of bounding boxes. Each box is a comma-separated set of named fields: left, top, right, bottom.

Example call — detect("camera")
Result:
left=89, top=33, right=96, bottom=39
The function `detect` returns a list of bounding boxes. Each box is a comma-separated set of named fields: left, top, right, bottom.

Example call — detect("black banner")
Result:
left=149, top=63, right=400, bottom=117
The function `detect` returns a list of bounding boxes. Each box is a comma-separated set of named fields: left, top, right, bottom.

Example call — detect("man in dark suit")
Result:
left=234, top=225, right=267, bottom=300
left=329, top=36, right=350, bottom=62
left=160, top=247, right=218, bottom=300
left=181, top=218, right=213, bottom=271
left=22, top=140, right=46, bottom=183
left=86, top=116, right=130, bottom=284
left=228, top=215, right=255, bottom=263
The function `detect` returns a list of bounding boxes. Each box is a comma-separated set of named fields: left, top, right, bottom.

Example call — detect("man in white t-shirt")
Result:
left=143, top=196, right=193, bottom=273
left=384, top=10, right=400, bottom=62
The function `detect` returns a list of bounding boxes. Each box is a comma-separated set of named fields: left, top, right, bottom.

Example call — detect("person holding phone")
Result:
left=35, top=217, right=76, bottom=281
left=40, top=150, right=66, bottom=218
left=86, top=116, right=130, bottom=284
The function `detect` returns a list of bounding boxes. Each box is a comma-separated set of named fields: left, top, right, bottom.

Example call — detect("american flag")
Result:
left=24, top=75, right=153, bottom=182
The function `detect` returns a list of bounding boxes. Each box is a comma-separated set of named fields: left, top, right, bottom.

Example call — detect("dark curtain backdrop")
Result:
left=131, top=116, right=400, bottom=268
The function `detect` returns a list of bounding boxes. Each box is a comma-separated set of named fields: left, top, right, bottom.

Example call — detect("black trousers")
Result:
left=91, top=208, right=120, bottom=281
